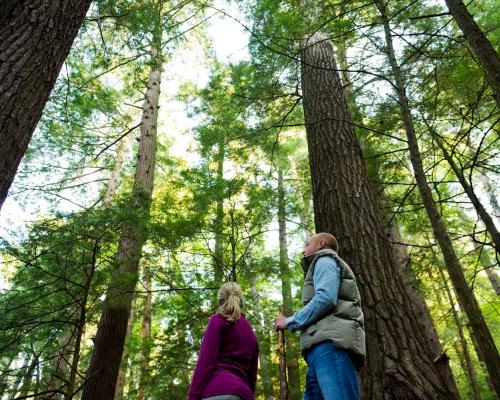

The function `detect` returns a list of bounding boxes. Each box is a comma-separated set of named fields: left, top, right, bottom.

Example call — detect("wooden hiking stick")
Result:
left=278, top=305, right=289, bottom=400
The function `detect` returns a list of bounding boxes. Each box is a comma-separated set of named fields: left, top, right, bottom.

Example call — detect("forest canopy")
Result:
left=0, top=0, right=498, bottom=399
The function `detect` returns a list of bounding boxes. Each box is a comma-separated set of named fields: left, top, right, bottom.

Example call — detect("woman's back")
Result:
left=189, top=293, right=259, bottom=400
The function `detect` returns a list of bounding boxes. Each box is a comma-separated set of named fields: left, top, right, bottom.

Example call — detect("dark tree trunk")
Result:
left=0, top=0, right=92, bottom=210
left=137, top=266, right=152, bottom=400
left=114, top=295, right=137, bottom=400
left=81, top=28, right=162, bottom=399
left=436, top=259, right=482, bottom=400
left=300, top=31, right=458, bottom=398
left=444, top=0, right=500, bottom=105
left=277, top=167, right=301, bottom=399
left=377, top=1, right=500, bottom=395
left=335, top=36, right=460, bottom=395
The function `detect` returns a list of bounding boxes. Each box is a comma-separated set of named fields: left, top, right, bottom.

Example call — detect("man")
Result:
left=274, top=232, right=365, bottom=399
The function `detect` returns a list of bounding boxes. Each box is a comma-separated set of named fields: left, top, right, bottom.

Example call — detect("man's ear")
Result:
left=319, top=240, right=326, bottom=249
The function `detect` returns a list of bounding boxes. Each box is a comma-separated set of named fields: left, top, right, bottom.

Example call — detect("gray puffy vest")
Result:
left=300, top=249, right=366, bottom=367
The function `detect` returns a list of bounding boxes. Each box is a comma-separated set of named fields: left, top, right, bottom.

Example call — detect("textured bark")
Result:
left=336, top=37, right=459, bottom=394
left=137, top=267, right=152, bottom=400
left=114, top=295, right=137, bottom=400
left=82, top=29, right=162, bottom=399
left=300, top=31, right=457, bottom=398
left=277, top=167, right=301, bottom=399
left=444, top=0, right=500, bottom=105
left=436, top=263, right=482, bottom=400
left=377, top=2, right=500, bottom=394
left=0, top=0, right=92, bottom=210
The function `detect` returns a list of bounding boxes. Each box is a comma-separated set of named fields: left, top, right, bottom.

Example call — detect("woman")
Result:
left=189, top=282, right=259, bottom=400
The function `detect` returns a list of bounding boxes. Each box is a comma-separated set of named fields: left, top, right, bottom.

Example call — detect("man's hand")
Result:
left=274, top=314, right=287, bottom=331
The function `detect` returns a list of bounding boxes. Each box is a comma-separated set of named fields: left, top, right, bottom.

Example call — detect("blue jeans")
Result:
left=304, top=342, right=360, bottom=400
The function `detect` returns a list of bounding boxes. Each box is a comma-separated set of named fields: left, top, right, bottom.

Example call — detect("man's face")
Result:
left=303, top=235, right=322, bottom=257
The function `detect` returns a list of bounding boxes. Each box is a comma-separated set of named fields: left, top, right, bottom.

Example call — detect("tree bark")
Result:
left=444, top=0, right=500, bottom=105
left=214, top=140, right=225, bottom=285
left=113, top=295, right=137, bottom=400
left=377, top=1, right=500, bottom=395
left=300, top=31, right=458, bottom=398
left=104, top=138, right=128, bottom=206
left=277, top=167, right=301, bottom=399
left=436, top=260, right=482, bottom=400
left=429, top=128, right=500, bottom=251
left=335, top=35, right=460, bottom=395
left=81, top=25, right=162, bottom=399
left=0, top=0, right=92, bottom=210
left=137, top=266, right=152, bottom=400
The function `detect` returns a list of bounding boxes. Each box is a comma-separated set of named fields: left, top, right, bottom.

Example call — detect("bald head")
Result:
left=303, top=232, right=339, bottom=256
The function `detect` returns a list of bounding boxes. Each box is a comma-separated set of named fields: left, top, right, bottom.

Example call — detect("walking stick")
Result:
left=278, top=305, right=289, bottom=400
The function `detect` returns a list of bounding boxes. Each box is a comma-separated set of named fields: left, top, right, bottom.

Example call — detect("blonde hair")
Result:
left=218, top=282, right=243, bottom=322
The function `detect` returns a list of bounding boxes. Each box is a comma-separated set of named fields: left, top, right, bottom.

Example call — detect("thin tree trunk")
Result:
left=479, top=249, right=500, bottom=295
left=137, top=266, right=152, bottom=400
left=429, top=128, right=500, bottom=251
left=436, top=262, right=482, bottom=400
left=104, top=138, right=128, bottom=205
left=444, top=0, right=500, bottom=105
left=9, top=355, right=29, bottom=399
left=114, top=295, right=137, bottom=400
left=480, top=177, right=499, bottom=219
left=214, top=140, right=225, bottom=285
left=18, top=353, right=38, bottom=399
left=377, top=2, right=500, bottom=394
left=81, top=22, right=162, bottom=399
left=300, top=30, right=458, bottom=398
left=249, top=276, right=273, bottom=400
left=65, top=239, right=100, bottom=400
left=277, top=167, right=301, bottom=399
left=0, top=0, right=92, bottom=210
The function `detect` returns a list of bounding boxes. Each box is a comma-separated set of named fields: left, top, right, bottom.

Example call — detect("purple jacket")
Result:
left=189, top=313, right=258, bottom=400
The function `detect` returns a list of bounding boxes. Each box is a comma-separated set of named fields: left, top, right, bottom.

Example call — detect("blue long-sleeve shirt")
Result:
left=286, top=256, right=341, bottom=332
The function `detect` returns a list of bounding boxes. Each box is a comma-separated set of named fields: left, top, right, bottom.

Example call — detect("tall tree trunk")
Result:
left=137, top=265, right=152, bottom=400
left=114, top=295, right=137, bottom=400
left=377, top=2, right=500, bottom=394
left=480, top=177, right=499, bottom=219
left=436, top=261, right=482, bottom=400
left=249, top=276, right=273, bottom=400
left=477, top=246, right=500, bottom=295
left=0, top=0, right=92, bottom=210
left=444, top=0, right=500, bottom=105
left=65, top=238, right=100, bottom=400
left=104, top=138, right=128, bottom=205
left=335, top=35, right=460, bottom=395
left=81, top=24, right=162, bottom=399
left=300, top=31, right=458, bottom=398
left=429, top=128, right=500, bottom=251
left=277, top=167, right=301, bottom=399
left=213, top=140, right=225, bottom=285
